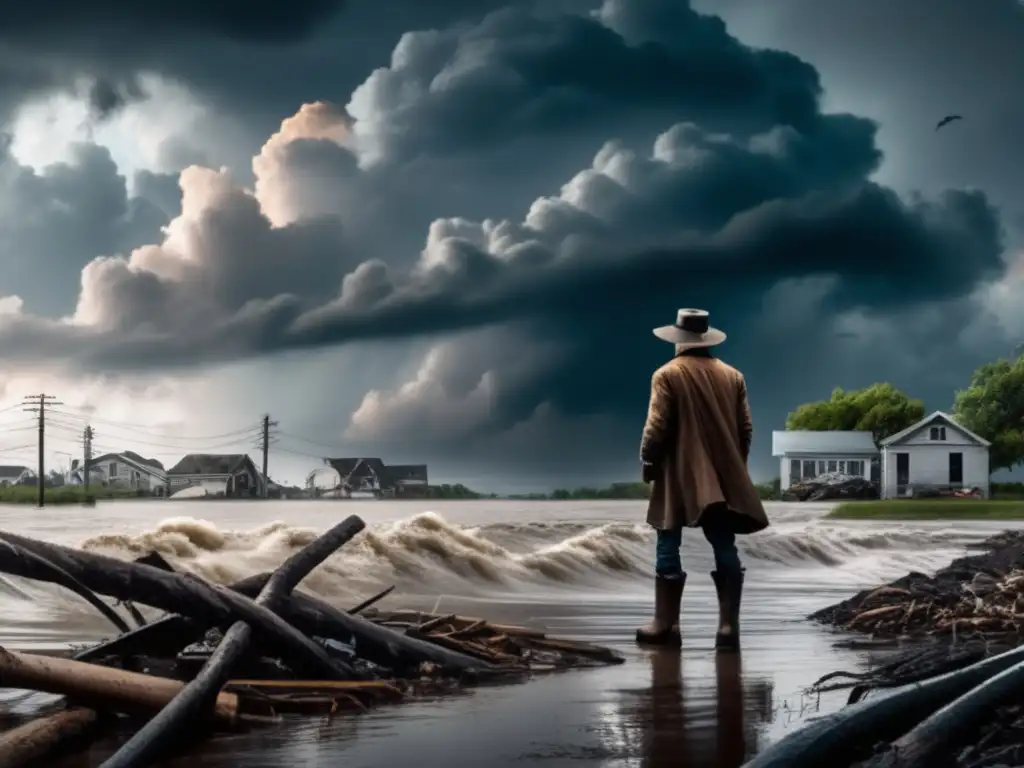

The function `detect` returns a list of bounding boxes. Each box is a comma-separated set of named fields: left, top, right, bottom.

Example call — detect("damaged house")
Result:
left=167, top=454, right=264, bottom=498
left=307, top=458, right=429, bottom=498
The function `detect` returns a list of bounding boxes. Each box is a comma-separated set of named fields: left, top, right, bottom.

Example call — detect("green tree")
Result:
left=785, top=383, right=925, bottom=445
left=953, top=354, right=1024, bottom=473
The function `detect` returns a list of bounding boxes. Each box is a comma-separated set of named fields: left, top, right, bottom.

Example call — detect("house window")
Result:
left=801, top=460, right=816, bottom=479
left=827, top=460, right=837, bottom=473
left=109, top=462, right=117, bottom=476
left=929, top=426, right=947, bottom=441
left=837, top=460, right=846, bottom=473
left=847, top=460, right=865, bottom=477
left=789, top=460, right=800, bottom=485
left=817, top=460, right=827, bottom=475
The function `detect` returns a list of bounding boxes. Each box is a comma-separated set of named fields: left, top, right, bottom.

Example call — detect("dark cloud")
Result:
left=0, top=2, right=1008, bottom=366
left=0, top=0, right=1019, bottom=485
left=86, top=76, right=148, bottom=120
left=0, top=141, right=175, bottom=313
left=0, top=1, right=349, bottom=44
left=694, top=0, right=1024, bottom=228
left=347, top=0, right=826, bottom=165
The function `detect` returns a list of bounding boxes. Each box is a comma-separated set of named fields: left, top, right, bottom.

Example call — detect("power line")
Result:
left=48, top=407, right=263, bottom=441
left=0, top=444, right=36, bottom=455
left=43, top=418, right=261, bottom=453
left=276, top=430, right=350, bottom=453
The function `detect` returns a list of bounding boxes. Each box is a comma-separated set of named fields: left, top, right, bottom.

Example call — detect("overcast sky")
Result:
left=0, top=0, right=1020, bottom=491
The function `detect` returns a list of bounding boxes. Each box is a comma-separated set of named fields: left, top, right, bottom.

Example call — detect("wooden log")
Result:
left=1, top=536, right=490, bottom=675
left=741, top=643, right=1024, bottom=768
left=348, top=585, right=394, bottom=615
left=415, top=613, right=457, bottom=633
left=862, top=656, right=1024, bottom=768
left=0, top=648, right=241, bottom=722
left=523, top=636, right=625, bottom=664
left=72, top=577, right=490, bottom=675
left=100, top=516, right=366, bottom=768
left=0, top=532, right=352, bottom=680
left=224, top=679, right=404, bottom=700
left=0, top=707, right=101, bottom=768
left=379, top=610, right=547, bottom=638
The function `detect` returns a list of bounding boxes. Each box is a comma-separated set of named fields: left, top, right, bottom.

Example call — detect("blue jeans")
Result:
left=655, top=522, right=742, bottom=579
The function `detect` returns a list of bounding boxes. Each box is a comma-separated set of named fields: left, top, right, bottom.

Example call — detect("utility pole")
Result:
left=23, top=394, right=62, bottom=508
left=258, top=414, right=278, bottom=498
left=82, top=426, right=94, bottom=493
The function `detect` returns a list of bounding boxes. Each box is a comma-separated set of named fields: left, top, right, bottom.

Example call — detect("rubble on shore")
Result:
left=0, top=516, right=624, bottom=768
left=808, top=531, right=1024, bottom=641
left=744, top=531, right=1024, bottom=768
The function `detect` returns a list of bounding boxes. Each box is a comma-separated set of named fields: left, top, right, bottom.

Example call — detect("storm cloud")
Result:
left=0, top=0, right=1019, bottom=485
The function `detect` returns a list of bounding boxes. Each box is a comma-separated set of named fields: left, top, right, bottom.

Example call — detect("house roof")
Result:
left=92, top=452, right=167, bottom=477
left=325, top=458, right=387, bottom=481
left=167, top=454, right=252, bottom=476
left=771, top=430, right=878, bottom=456
left=880, top=411, right=991, bottom=448
left=121, top=451, right=164, bottom=471
left=0, top=465, right=29, bottom=479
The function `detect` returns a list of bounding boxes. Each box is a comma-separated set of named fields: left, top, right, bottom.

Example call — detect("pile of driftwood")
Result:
left=739, top=531, right=1024, bottom=768
left=0, top=515, right=623, bottom=768
left=809, top=532, right=1024, bottom=642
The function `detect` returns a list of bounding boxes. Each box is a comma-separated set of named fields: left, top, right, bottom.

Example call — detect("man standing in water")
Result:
left=636, top=309, right=769, bottom=651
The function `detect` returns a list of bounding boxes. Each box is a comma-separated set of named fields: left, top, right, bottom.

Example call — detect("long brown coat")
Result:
left=640, top=353, right=769, bottom=534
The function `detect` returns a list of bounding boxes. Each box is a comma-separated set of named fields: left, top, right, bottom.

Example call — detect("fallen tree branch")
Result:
left=100, top=516, right=366, bottom=768
left=861, top=656, right=1024, bottom=768
left=0, top=532, right=354, bottom=679
left=0, top=707, right=102, bottom=768
left=0, top=648, right=245, bottom=723
left=741, top=643, right=1024, bottom=768
left=61, top=569, right=490, bottom=675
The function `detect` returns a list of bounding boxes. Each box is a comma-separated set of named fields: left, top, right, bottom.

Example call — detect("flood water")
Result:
left=0, top=500, right=1013, bottom=767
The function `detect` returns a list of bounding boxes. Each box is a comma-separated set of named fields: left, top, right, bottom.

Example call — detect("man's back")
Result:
left=642, top=352, right=766, bottom=533
left=656, top=354, right=751, bottom=464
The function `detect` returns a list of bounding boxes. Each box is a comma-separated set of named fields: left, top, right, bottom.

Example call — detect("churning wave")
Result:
left=68, top=512, right=977, bottom=602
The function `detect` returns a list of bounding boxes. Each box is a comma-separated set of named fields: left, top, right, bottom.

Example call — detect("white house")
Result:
left=772, top=431, right=879, bottom=490
left=879, top=411, right=990, bottom=499
left=0, top=465, right=31, bottom=487
left=69, top=452, right=167, bottom=493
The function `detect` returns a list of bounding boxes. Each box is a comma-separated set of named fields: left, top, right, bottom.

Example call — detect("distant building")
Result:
left=879, top=411, right=990, bottom=499
left=0, top=465, right=31, bottom=487
left=382, top=465, right=429, bottom=497
left=307, top=458, right=429, bottom=498
left=771, top=430, right=879, bottom=491
left=69, top=451, right=167, bottom=493
left=167, top=453, right=263, bottom=498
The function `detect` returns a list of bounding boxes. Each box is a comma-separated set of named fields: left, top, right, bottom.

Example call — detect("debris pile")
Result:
left=809, top=531, right=1024, bottom=641
left=0, top=515, right=624, bottom=768
left=782, top=473, right=879, bottom=502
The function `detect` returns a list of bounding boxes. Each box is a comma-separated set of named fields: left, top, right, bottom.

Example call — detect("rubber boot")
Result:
left=636, top=574, right=685, bottom=646
left=711, top=569, right=743, bottom=651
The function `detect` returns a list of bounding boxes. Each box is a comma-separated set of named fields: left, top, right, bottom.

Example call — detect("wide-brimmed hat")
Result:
left=653, top=308, right=727, bottom=349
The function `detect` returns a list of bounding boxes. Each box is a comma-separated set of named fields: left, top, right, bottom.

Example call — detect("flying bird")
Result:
left=935, top=114, right=963, bottom=131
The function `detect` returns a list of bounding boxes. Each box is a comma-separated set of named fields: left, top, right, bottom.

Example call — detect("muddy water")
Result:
left=0, top=500, right=1012, bottom=767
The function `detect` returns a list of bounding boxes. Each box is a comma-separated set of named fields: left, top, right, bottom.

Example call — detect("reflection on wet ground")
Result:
left=616, top=650, right=774, bottom=768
